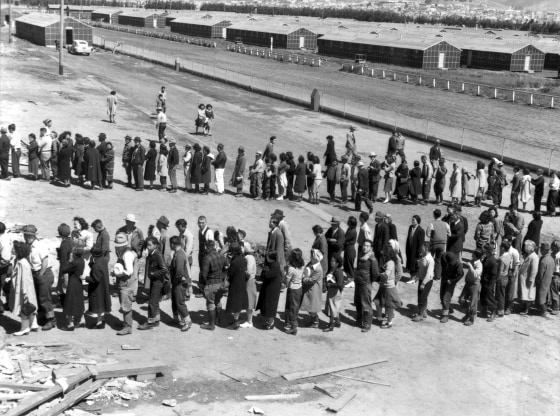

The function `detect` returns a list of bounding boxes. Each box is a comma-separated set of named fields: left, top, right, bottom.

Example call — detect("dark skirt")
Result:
left=226, top=270, right=249, bottom=313
left=256, top=264, right=282, bottom=318
left=88, top=258, right=112, bottom=314
left=58, top=148, right=73, bottom=180
left=294, top=174, right=307, bottom=193
left=375, top=286, right=402, bottom=309
left=63, top=275, right=84, bottom=317
left=144, top=149, right=157, bottom=181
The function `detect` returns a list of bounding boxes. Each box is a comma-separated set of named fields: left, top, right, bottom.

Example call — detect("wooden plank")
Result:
left=0, top=392, right=33, bottom=401
left=330, top=373, right=391, bottom=387
left=18, top=360, right=32, bottom=380
left=10, top=342, right=70, bottom=348
left=219, top=371, right=241, bottom=382
left=136, top=374, right=156, bottom=382
left=121, top=345, right=141, bottom=351
left=514, top=330, right=529, bottom=337
left=244, top=394, right=300, bottom=401
left=39, top=379, right=106, bottom=416
left=326, top=392, right=357, bottom=413
left=24, top=371, right=51, bottom=384
left=282, top=360, right=387, bottom=381
left=94, top=362, right=166, bottom=380
left=0, top=382, right=50, bottom=392
left=313, top=384, right=336, bottom=398
left=4, top=369, right=92, bottom=416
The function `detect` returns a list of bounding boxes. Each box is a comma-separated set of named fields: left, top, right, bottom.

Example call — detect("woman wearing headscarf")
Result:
left=86, top=246, right=111, bottom=329
left=294, top=155, right=307, bottom=202
left=284, top=248, right=304, bottom=335
left=343, top=216, right=358, bottom=284
left=256, top=252, right=282, bottom=330
left=519, top=168, right=532, bottom=212
left=517, top=239, right=539, bottom=315
left=241, top=242, right=258, bottom=328
left=58, top=139, right=73, bottom=187
left=474, top=161, right=487, bottom=208
left=60, top=244, right=85, bottom=331
left=300, top=249, right=324, bottom=328
left=324, top=253, right=344, bottom=332
left=225, top=244, right=248, bottom=330
left=405, top=215, right=425, bottom=280
left=394, top=159, right=409, bottom=201
left=10, top=241, right=38, bottom=336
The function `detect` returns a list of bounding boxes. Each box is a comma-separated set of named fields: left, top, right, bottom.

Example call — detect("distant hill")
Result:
left=482, top=0, right=560, bottom=11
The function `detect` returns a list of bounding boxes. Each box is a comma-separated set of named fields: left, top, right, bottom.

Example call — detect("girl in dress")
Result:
left=204, top=104, right=214, bottom=136
left=519, top=168, right=532, bottom=212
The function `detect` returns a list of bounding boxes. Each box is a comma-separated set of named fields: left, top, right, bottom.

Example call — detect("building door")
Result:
left=467, top=50, right=472, bottom=66
left=222, top=27, right=226, bottom=38
left=524, top=55, right=531, bottom=71
left=153, top=17, right=157, bottom=28
left=438, top=52, right=445, bottom=68
left=299, top=36, right=305, bottom=48
left=65, top=28, right=73, bottom=45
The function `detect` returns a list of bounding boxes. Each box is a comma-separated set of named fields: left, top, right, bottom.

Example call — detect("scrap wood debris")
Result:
left=0, top=341, right=166, bottom=415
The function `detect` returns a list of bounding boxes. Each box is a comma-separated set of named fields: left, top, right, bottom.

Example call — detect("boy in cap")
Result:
left=131, top=137, right=146, bottom=191
left=122, top=135, right=134, bottom=187
left=56, top=223, right=73, bottom=306
left=113, top=232, right=137, bottom=335
left=249, top=151, right=264, bottom=199
left=169, top=236, right=192, bottom=331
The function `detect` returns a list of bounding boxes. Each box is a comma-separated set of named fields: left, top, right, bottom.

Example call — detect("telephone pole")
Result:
left=59, top=0, right=64, bottom=75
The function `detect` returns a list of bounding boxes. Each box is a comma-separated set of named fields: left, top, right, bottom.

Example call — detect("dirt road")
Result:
left=1, top=38, right=559, bottom=416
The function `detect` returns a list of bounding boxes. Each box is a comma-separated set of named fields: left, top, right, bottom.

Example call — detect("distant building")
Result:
left=47, top=4, right=95, bottom=20
left=91, top=9, right=123, bottom=25
left=226, top=23, right=318, bottom=49
left=459, top=42, right=545, bottom=72
left=15, top=13, right=92, bottom=47
left=117, top=10, right=167, bottom=29
left=171, top=16, right=234, bottom=39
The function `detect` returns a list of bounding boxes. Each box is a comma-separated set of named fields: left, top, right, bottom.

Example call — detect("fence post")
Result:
left=406, top=75, right=409, bottom=83
left=447, top=81, right=450, bottom=90
left=512, top=91, right=515, bottom=102
left=551, top=96, right=555, bottom=109
left=549, top=150, right=554, bottom=175
left=343, top=100, right=346, bottom=118
left=382, top=70, right=385, bottom=79
left=368, top=105, right=372, bottom=126
left=425, top=119, right=429, bottom=140
left=371, top=69, right=374, bottom=76
left=530, top=94, right=534, bottom=105
left=361, top=66, right=364, bottom=75
left=494, top=88, right=497, bottom=99
left=500, top=138, right=506, bottom=161
left=433, top=78, right=436, bottom=88
left=393, top=73, right=396, bottom=81
left=477, top=85, right=481, bottom=96
left=460, top=128, right=465, bottom=151
left=461, top=82, right=464, bottom=92
left=419, top=76, right=422, bottom=85
left=175, top=58, right=180, bottom=72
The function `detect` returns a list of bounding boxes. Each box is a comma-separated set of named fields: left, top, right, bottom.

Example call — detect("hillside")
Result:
left=483, top=0, right=560, bottom=11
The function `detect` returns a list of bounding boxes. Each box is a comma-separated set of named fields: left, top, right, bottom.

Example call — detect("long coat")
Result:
left=73, top=144, right=84, bottom=175
left=394, top=163, right=409, bottom=198
left=312, top=234, right=329, bottom=278
left=449, top=168, right=462, bottom=199
left=523, top=219, right=543, bottom=249
left=409, top=167, right=422, bottom=197
left=225, top=255, right=248, bottom=313
left=201, top=154, right=212, bottom=184
left=144, top=148, right=157, bottom=181
left=405, top=225, right=425, bottom=273
left=58, top=147, right=73, bottom=180
left=536, top=254, right=555, bottom=305
left=190, top=150, right=202, bottom=184
left=9, top=259, right=37, bottom=316
left=267, top=227, right=286, bottom=273
left=87, top=256, right=111, bottom=314
left=61, top=258, right=85, bottom=317
left=294, top=162, right=307, bottom=193
left=447, top=220, right=465, bottom=255
left=86, top=147, right=103, bottom=185
left=518, top=252, right=539, bottom=301
left=256, top=261, right=282, bottom=318
left=300, top=262, right=323, bottom=313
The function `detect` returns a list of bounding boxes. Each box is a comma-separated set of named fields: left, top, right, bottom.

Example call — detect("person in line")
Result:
left=157, top=145, right=169, bottom=191
left=405, top=215, right=425, bottom=282
left=504, top=204, right=524, bottom=254
left=300, top=249, right=324, bottom=329
left=262, top=136, right=276, bottom=162
left=224, top=244, right=248, bottom=330
left=381, top=155, right=396, bottom=204
left=138, top=237, right=168, bottom=330
left=199, top=240, right=226, bottom=330
left=182, top=143, right=193, bottom=192
left=518, top=240, right=539, bottom=315
left=25, top=133, right=40, bottom=180
left=9, top=241, right=38, bottom=336
left=112, top=233, right=135, bottom=335
left=503, top=237, right=521, bottom=316
left=231, top=146, right=246, bottom=197
left=8, top=124, right=21, bottom=178
left=55, top=223, right=73, bottom=306
left=131, top=137, right=146, bottom=191
left=249, top=151, right=265, bottom=200
left=200, top=146, right=212, bottom=195
left=496, top=240, right=513, bottom=318
left=294, top=155, right=307, bottom=202
left=523, top=212, right=543, bottom=255
left=531, top=169, right=545, bottom=213
left=394, top=159, right=409, bottom=201
left=377, top=246, right=402, bottom=328
left=60, top=245, right=85, bottom=331
left=37, top=127, right=52, bottom=181
left=367, top=152, right=381, bottom=204
left=310, top=225, right=328, bottom=287
left=461, top=249, right=483, bottom=326
left=85, top=140, right=103, bottom=190
left=449, top=163, right=462, bottom=205
left=546, top=171, right=559, bottom=217
left=86, top=245, right=111, bottom=329
left=510, top=166, right=522, bottom=210
left=323, top=135, right=337, bottom=167
left=355, top=161, right=373, bottom=213
left=212, top=143, right=227, bottom=195
left=429, top=139, right=441, bottom=170
left=284, top=248, right=304, bottom=335
left=480, top=242, right=499, bottom=322
left=439, top=250, right=463, bottom=323
left=433, top=158, right=447, bottom=205
left=426, top=209, right=450, bottom=280
left=420, top=155, right=433, bottom=205
left=343, top=216, right=358, bottom=285
left=256, top=252, right=282, bottom=330
left=325, top=216, right=345, bottom=264
left=373, top=211, right=390, bottom=265
left=190, top=143, right=202, bottom=193
left=144, top=141, right=157, bottom=190
left=324, top=253, right=345, bottom=332
left=519, top=168, right=532, bottom=212
left=535, top=242, right=555, bottom=317
left=412, top=243, right=434, bottom=322
left=169, top=236, right=192, bottom=331
left=355, top=240, right=379, bottom=332
left=167, top=138, right=180, bottom=193
left=474, top=161, right=487, bottom=208
left=409, top=160, right=422, bottom=204
left=345, top=126, right=357, bottom=159
left=325, top=159, right=340, bottom=204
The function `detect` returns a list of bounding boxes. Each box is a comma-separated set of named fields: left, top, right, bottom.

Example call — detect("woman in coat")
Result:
left=394, top=160, right=409, bottom=201
left=201, top=146, right=212, bottom=194
left=311, top=225, right=328, bottom=281
left=144, top=141, right=157, bottom=189
left=225, top=244, right=248, bottom=330
left=300, top=249, right=324, bottom=328
left=433, top=159, right=447, bottom=205
left=190, top=143, right=202, bottom=192
left=376, top=246, right=402, bottom=329
left=343, top=216, right=358, bottom=283
left=286, top=152, right=296, bottom=200
left=523, top=211, right=543, bottom=251
left=86, top=247, right=111, bottom=329
left=449, top=163, right=462, bottom=204
left=256, top=252, right=282, bottom=330
left=293, top=155, right=307, bottom=201
left=72, top=135, right=84, bottom=181
left=58, top=139, right=73, bottom=187
left=409, top=161, right=422, bottom=203
left=475, top=161, right=487, bottom=207
left=10, top=241, right=38, bottom=336
left=61, top=245, right=85, bottom=331
left=518, top=240, right=539, bottom=314
left=266, top=217, right=286, bottom=274
left=85, top=141, right=103, bottom=190
left=520, top=168, right=532, bottom=211
left=405, top=215, right=425, bottom=279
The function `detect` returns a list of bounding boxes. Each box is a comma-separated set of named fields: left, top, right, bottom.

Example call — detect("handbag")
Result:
left=21, top=299, right=36, bottom=316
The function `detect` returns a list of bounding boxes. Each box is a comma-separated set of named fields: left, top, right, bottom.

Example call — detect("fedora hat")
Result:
left=114, top=233, right=129, bottom=247
left=156, top=216, right=170, bottom=227
left=271, top=209, right=285, bottom=218
left=330, top=216, right=341, bottom=224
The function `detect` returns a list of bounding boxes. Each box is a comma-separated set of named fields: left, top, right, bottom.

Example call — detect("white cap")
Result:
left=125, top=213, right=136, bottom=223
left=369, top=152, right=376, bottom=157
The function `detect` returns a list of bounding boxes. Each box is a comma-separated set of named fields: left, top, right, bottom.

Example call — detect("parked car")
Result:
left=68, top=40, right=92, bottom=56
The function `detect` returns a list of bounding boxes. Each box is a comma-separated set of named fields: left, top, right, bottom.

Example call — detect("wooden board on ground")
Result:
left=313, top=383, right=337, bottom=398
left=121, top=345, right=141, bottom=351
left=136, top=374, right=156, bottom=382
left=39, top=379, right=106, bottom=416
left=219, top=370, right=241, bottom=382
left=0, top=382, right=50, bottom=392
left=326, top=392, right=357, bottom=413
left=94, top=362, right=166, bottom=379
left=282, top=359, right=387, bottom=381
left=331, top=373, right=391, bottom=387
left=244, top=394, right=300, bottom=401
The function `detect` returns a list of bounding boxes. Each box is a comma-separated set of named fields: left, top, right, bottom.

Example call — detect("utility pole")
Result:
left=59, top=0, right=64, bottom=75
left=8, top=0, right=12, bottom=43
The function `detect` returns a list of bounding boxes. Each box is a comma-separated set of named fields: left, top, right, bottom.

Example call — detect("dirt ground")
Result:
left=93, top=27, right=560, bottom=150
left=1, top=34, right=560, bottom=416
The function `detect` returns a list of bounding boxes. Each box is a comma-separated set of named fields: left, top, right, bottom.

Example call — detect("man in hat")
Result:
left=212, top=143, right=227, bottom=195
left=8, top=124, right=21, bottom=178
left=535, top=242, right=555, bottom=317
left=23, top=225, right=56, bottom=330
left=167, top=138, right=180, bottom=193
left=325, top=217, right=345, bottom=264
left=37, top=127, right=52, bottom=181
left=169, top=236, right=192, bottom=331
left=232, top=146, right=246, bottom=197
left=183, top=143, right=193, bottom=192
left=113, top=232, right=136, bottom=335
left=272, top=209, right=292, bottom=258
left=131, top=137, right=146, bottom=191
left=339, top=155, right=350, bottom=203
left=116, top=214, right=144, bottom=302
left=429, top=139, right=441, bottom=171
left=262, top=136, right=276, bottom=163
left=324, top=135, right=337, bottom=167
left=355, top=161, right=373, bottom=213
left=197, top=216, right=215, bottom=297
left=97, top=133, right=108, bottom=187
left=156, top=108, right=167, bottom=141
left=200, top=240, right=227, bottom=330
left=0, top=127, right=10, bottom=179
left=373, top=212, right=390, bottom=264
left=532, top=169, right=545, bottom=213
left=139, top=236, right=168, bottom=330
left=249, top=151, right=265, bottom=200
left=55, top=223, right=73, bottom=305
left=345, top=126, right=357, bottom=159
left=368, top=152, right=381, bottom=203
left=122, top=135, right=134, bottom=187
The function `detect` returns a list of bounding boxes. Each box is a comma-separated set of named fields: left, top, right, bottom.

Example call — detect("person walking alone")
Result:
left=167, top=138, right=179, bottom=193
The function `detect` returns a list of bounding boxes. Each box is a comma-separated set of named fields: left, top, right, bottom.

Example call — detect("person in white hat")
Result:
left=249, top=151, right=264, bottom=199
left=113, top=232, right=136, bottom=335
left=116, top=214, right=144, bottom=302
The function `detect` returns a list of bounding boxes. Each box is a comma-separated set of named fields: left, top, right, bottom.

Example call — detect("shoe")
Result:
left=551, top=310, right=559, bottom=315
left=14, top=328, right=31, bottom=336
left=227, top=321, right=240, bottom=330
left=334, top=319, right=341, bottom=328
left=381, top=322, right=393, bottom=329
left=42, top=319, right=56, bottom=331
left=461, top=315, right=470, bottom=323
left=305, top=320, right=319, bottom=329
left=286, top=327, right=298, bottom=335
left=253, top=197, right=262, bottom=200
left=169, top=189, right=177, bottom=193
left=239, top=321, right=252, bottom=328
left=235, top=193, right=243, bottom=197
left=62, top=326, right=75, bottom=332
left=135, top=188, right=144, bottom=192
left=276, top=196, right=283, bottom=200
left=440, top=316, right=449, bottom=323
left=412, top=316, right=424, bottom=322
left=117, top=327, right=132, bottom=335
left=138, top=322, right=155, bottom=330
left=361, top=326, right=371, bottom=333
left=323, top=325, right=334, bottom=332
left=262, top=323, right=274, bottom=330
left=487, top=314, right=495, bottom=322
left=181, top=322, right=192, bottom=332
left=94, top=322, right=106, bottom=330
left=464, top=320, right=474, bottom=326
